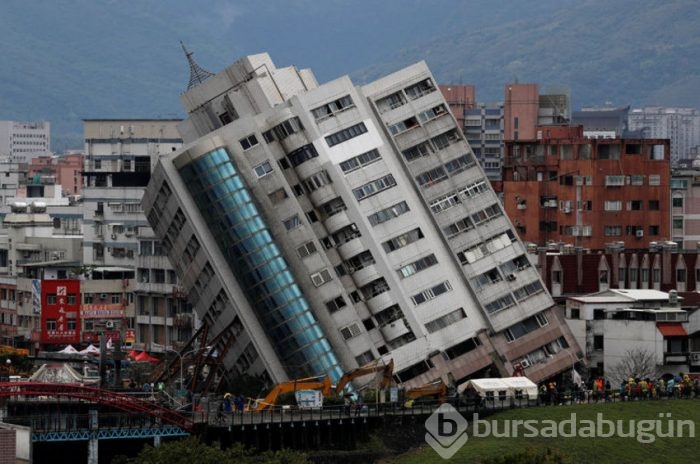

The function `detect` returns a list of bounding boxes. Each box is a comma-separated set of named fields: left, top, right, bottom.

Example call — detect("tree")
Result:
left=607, top=348, right=659, bottom=385
left=118, top=436, right=311, bottom=464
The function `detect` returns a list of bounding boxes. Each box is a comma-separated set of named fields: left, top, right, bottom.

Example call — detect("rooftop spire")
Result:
left=181, top=41, right=215, bottom=91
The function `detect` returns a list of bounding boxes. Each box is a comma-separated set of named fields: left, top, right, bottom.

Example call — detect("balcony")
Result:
left=337, top=236, right=365, bottom=260
left=308, top=184, right=337, bottom=206
left=380, top=319, right=410, bottom=341
left=351, top=264, right=381, bottom=288
left=664, top=353, right=689, bottom=365
left=366, top=291, right=395, bottom=315
left=323, top=210, right=351, bottom=234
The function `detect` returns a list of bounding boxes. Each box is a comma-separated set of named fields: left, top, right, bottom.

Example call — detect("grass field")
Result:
left=385, top=399, right=700, bottom=463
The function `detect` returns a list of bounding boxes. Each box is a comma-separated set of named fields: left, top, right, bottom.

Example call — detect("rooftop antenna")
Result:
left=181, top=41, right=215, bottom=90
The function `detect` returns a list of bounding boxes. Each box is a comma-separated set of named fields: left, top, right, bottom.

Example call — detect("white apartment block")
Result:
left=0, top=121, right=51, bottom=160
left=143, top=53, right=579, bottom=388
left=628, top=107, right=700, bottom=166
left=82, top=120, right=192, bottom=352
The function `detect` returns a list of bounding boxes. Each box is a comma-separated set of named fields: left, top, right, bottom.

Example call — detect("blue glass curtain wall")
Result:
left=179, top=147, right=343, bottom=381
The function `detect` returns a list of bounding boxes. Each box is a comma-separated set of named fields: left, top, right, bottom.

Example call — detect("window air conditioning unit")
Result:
left=636, top=229, right=644, bottom=238
left=519, top=359, right=531, bottom=368
left=105, top=320, right=115, bottom=329
left=111, top=233, right=117, bottom=240
left=506, top=274, right=517, bottom=281
left=100, top=293, right=108, bottom=300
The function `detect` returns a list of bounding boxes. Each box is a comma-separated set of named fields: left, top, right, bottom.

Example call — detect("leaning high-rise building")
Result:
left=142, top=52, right=580, bottom=388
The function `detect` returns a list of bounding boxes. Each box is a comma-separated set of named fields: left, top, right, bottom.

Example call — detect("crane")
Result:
left=334, top=359, right=394, bottom=395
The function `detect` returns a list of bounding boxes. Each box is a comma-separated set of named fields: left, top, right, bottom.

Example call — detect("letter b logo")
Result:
left=425, top=404, right=468, bottom=459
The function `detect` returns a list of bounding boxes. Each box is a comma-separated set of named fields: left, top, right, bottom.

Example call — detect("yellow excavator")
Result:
left=334, top=359, right=395, bottom=395
left=404, top=379, right=448, bottom=407
left=249, top=375, right=332, bottom=412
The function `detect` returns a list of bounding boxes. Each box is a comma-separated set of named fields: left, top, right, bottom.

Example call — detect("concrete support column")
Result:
left=154, top=435, right=161, bottom=447
left=88, top=410, right=98, bottom=464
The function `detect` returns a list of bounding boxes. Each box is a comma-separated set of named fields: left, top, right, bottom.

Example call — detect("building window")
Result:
left=648, top=200, right=659, bottom=210
left=46, top=319, right=57, bottom=331
left=672, top=197, right=683, bottom=208
left=410, top=280, right=452, bottom=305
left=593, top=335, right=604, bottom=351
left=367, top=201, right=410, bottom=226
left=430, top=192, right=461, bottom=214
left=604, top=201, right=622, bottom=211
left=273, top=117, right=304, bottom=140
left=302, top=170, right=332, bottom=192
left=552, top=270, right=562, bottom=284
left=397, top=254, right=438, bottom=279
left=340, top=323, right=362, bottom=340
left=677, top=268, right=686, bottom=283
left=353, top=174, right=397, bottom=201
left=627, top=200, right=642, bottom=211
left=325, top=122, right=368, bottom=147
left=312, top=95, right=355, bottom=121
left=599, top=270, right=609, bottom=283
left=310, top=269, right=333, bottom=287
left=262, top=130, right=275, bottom=143
left=402, top=142, right=433, bottom=162
left=425, top=308, right=466, bottom=333
left=282, top=215, right=302, bottom=231
left=287, top=144, right=319, bottom=167
left=630, top=175, right=644, bottom=186
left=325, top=296, right=347, bottom=313
left=649, top=225, right=660, bottom=235
left=415, top=166, right=448, bottom=187
left=648, top=175, right=661, bottom=186
left=296, top=241, right=317, bottom=258
left=253, top=161, right=273, bottom=178
left=672, top=217, right=683, bottom=229
left=382, top=228, right=424, bottom=253
left=355, top=351, right=375, bottom=366
left=339, top=149, right=381, bottom=174
left=239, top=134, right=259, bottom=150
left=47, top=294, right=56, bottom=305
left=604, top=226, right=622, bottom=236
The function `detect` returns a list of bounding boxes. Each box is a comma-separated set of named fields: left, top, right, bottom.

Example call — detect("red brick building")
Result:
left=502, top=127, right=671, bottom=250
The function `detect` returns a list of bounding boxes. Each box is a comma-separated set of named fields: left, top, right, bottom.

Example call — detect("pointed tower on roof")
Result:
left=181, top=41, right=215, bottom=90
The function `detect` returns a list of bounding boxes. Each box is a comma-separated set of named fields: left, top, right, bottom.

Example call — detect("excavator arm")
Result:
left=334, top=359, right=394, bottom=395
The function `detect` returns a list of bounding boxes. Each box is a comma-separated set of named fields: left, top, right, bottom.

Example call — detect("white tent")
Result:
left=79, top=344, right=100, bottom=355
left=57, top=345, right=79, bottom=354
left=458, top=376, right=539, bottom=399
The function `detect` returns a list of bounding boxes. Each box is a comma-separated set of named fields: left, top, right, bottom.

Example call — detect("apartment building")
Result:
left=82, top=120, right=191, bottom=353
left=143, top=52, right=579, bottom=389
left=0, top=121, right=51, bottom=160
left=628, top=107, right=700, bottom=166
left=503, top=126, right=671, bottom=250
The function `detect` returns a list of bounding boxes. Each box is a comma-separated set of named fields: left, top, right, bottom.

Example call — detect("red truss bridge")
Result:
left=0, top=382, right=193, bottom=432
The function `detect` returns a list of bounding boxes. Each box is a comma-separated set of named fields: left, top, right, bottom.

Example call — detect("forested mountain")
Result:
left=1, top=0, right=697, bottom=151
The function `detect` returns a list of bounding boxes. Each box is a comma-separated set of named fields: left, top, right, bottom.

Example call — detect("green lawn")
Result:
left=386, top=400, right=700, bottom=463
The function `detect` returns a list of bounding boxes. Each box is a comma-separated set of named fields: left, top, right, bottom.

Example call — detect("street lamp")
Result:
left=165, top=346, right=210, bottom=395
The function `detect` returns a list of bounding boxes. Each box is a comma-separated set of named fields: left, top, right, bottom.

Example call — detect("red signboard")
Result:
left=40, top=279, right=81, bottom=345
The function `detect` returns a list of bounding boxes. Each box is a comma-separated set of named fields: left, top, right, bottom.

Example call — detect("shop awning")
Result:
left=657, top=323, right=688, bottom=337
